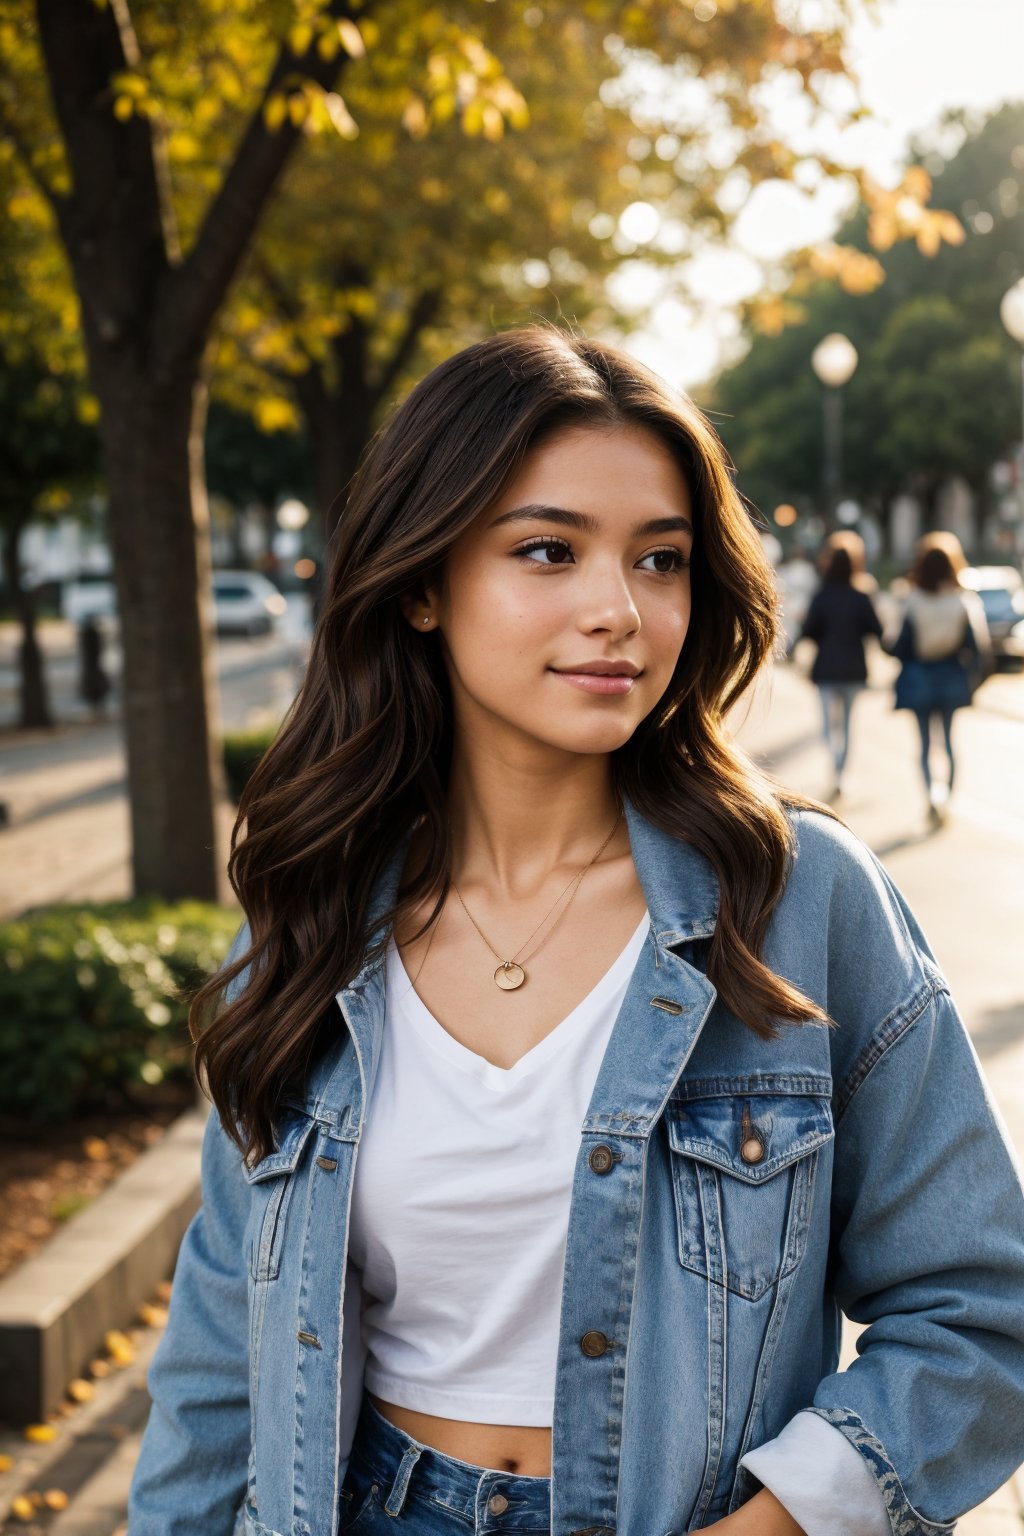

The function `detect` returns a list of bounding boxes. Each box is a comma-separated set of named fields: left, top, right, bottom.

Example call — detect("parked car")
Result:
left=212, top=569, right=287, bottom=637
left=61, top=571, right=117, bottom=626
left=961, top=565, right=1024, bottom=670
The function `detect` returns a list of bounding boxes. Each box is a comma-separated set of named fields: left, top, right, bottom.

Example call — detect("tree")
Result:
left=710, top=102, right=1024, bottom=544
left=0, top=0, right=950, bottom=897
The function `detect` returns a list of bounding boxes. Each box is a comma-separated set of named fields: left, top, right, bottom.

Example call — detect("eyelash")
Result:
left=513, top=536, right=690, bottom=576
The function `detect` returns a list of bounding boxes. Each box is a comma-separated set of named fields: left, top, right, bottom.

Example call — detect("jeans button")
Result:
left=580, top=1329, right=610, bottom=1357
left=488, top=1493, right=509, bottom=1515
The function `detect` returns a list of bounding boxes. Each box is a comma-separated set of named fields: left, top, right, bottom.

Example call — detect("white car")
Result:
left=212, top=570, right=287, bottom=637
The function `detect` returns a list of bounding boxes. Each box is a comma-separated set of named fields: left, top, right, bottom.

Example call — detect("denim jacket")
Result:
left=128, top=799, right=1024, bottom=1536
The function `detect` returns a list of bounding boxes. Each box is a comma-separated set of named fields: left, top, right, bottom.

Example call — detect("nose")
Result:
left=576, top=560, right=641, bottom=640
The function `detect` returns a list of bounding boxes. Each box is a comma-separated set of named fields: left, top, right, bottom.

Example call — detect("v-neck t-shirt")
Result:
left=346, top=909, right=651, bottom=1425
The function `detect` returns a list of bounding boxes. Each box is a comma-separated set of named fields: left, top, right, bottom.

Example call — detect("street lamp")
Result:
left=811, top=333, right=859, bottom=534
left=1000, top=278, right=1024, bottom=541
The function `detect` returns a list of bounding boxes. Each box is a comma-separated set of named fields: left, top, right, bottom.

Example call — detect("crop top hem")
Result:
left=364, top=1366, right=553, bottom=1427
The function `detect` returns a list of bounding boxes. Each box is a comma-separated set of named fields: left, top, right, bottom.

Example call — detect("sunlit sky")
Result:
left=617, top=0, right=1024, bottom=392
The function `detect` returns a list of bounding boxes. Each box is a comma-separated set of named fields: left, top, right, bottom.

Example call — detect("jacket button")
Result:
left=588, top=1145, right=615, bottom=1174
left=488, top=1494, right=509, bottom=1515
left=740, top=1136, right=765, bottom=1164
left=580, top=1330, right=610, bottom=1357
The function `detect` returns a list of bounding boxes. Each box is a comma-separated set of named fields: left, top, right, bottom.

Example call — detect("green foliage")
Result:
left=0, top=901, right=240, bottom=1123
left=712, top=102, right=1024, bottom=522
left=223, top=726, right=277, bottom=801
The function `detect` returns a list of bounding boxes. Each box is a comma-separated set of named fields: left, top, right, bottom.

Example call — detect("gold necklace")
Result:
left=450, top=808, right=622, bottom=990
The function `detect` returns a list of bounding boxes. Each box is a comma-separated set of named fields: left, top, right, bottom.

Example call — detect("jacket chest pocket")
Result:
left=244, top=1111, right=318, bottom=1282
left=664, top=1091, right=833, bottom=1301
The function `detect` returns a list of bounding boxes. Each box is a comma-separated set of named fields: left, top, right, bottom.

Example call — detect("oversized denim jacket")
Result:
left=128, top=799, right=1024, bottom=1536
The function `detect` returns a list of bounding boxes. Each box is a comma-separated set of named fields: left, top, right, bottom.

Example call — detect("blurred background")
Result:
left=0, top=0, right=1022, bottom=1530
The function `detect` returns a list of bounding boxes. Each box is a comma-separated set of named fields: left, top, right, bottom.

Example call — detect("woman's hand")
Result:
left=700, top=1488, right=807, bottom=1535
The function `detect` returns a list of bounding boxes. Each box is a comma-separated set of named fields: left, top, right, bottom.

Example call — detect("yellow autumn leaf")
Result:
left=337, top=19, right=365, bottom=58
left=43, top=1490, right=70, bottom=1510
left=480, top=103, right=504, bottom=143
left=402, top=96, right=427, bottom=137
left=254, top=397, right=299, bottom=432
left=288, top=23, right=313, bottom=55
left=67, top=1378, right=95, bottom=1403
left=113, top=96, right=134, bottom=121
left=77, top=395, right=100, bottom=424
left=10, top=1494, right=35, bottom=1520
left=263, top=93, right=287, bottom=132
left=316, top=29, right=339, bottom=60
left=323, top=93, right=358, bottom=140
left=287, top=93, right=307, bottom=128
left=0, top=1453, right=13, bottom=1471
left=23, top=1424, right=58, bottom=1443
left=463, top=98, right=484, bottom=137
left=137, top=1301, right=170, bottom=1328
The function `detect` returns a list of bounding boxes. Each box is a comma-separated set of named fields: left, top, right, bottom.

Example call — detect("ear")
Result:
left=398, top=584, right=439, bottom=632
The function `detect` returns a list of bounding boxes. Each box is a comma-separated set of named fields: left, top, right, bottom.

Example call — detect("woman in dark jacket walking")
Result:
left=799, top=531, right=882, bottom=798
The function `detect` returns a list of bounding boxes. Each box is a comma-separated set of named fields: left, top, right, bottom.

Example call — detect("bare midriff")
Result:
left=369, top=1394, right=553, bottom=1477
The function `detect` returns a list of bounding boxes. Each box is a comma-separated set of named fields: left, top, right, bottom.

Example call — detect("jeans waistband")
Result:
left=351, top=1393, right=551, bottom=1530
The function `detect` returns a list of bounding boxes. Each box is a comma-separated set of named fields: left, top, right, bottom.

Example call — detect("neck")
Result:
left=446, top=742, right=623, bottom=900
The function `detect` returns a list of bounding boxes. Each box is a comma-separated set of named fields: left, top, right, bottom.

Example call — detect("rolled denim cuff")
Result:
left=802, top=1407, right=956, bottom=1536
left=740, top=1409, right=892, bottom=1536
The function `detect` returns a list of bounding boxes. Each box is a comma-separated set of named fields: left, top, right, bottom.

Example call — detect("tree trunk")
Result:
left=2, top=521, right=54, bottom=730
left=295, top=365, right=376, bottom=542
left=97, top=363, right=227, bottom=901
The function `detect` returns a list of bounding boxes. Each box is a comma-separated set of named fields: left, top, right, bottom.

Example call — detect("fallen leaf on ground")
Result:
left=9, top=1493, right=35, bottom=1520
left=82, top=1136, right=110, bottom=1161
left=22, top=1425, right=57, bottom=1444
left=43, top=1489, right=69, bottom=1510
left=0, top=1452, right=14, bottom=1471
left=137, top=1302, right=169, bottom=1328
left=67, top=1378, right=95, bottom=1403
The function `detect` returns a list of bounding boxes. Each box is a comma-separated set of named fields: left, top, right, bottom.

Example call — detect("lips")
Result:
left=549, top=661, right=642, bottom=696
left=551, top=660, right=642, bottom=677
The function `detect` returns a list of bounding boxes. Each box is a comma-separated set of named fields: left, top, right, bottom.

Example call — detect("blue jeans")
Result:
left=913, top=707, right=956, bottom=792
left=340, top=1394, right=551, bottom=1536
left=817, top=682, right=862, bottom=776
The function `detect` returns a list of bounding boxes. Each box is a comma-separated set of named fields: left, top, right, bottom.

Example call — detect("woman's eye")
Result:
left=515, top=538, right=574, bottom=565
left=638, top=548, right=689, bottom=575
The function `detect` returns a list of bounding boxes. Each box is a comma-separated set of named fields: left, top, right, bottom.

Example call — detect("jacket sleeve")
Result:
left=807, top=968, right=1024, bottom=1533
left=128, top=921, right=253, bottom=1536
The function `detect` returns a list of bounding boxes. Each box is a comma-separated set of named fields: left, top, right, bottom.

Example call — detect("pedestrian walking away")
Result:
left=885, top=531, right=991, bottom=826
left=77, top=614, right=111, bottom=717
left=128, top=327, right=1024, bottom=1536
left=797, top=531, right=883, bottom=799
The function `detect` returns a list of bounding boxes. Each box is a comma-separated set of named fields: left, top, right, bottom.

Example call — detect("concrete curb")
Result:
left=0, top=1104, right=208, bottom=1425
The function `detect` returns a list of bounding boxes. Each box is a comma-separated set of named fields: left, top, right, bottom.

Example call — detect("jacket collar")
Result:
left=354, top=792, right=719, bottom=986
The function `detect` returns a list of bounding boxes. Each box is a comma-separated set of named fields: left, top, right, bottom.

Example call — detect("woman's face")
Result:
left=418, top=423, right=694, bottom=759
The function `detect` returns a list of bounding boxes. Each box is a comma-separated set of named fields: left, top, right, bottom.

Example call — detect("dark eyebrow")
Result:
left=488, top=503, right=694, bottom=539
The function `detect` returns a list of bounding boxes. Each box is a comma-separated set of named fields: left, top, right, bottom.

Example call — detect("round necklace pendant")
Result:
left=494, top=961, right=526, bottom=991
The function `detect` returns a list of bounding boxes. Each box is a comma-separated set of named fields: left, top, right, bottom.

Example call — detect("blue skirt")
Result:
left=894, top=657, right=973, bottom=714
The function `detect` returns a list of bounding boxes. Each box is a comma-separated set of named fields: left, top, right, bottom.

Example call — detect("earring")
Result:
left=422, top=616, right=430, bottom=626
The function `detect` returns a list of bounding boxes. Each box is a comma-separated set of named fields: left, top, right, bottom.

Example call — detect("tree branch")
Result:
left=154, top=0, right=375, bottom=377
left=374, top=286, right=443, bottom=402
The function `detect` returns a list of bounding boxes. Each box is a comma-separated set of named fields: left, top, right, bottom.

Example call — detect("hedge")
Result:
left=0, top=901, right=241, bottom=1123
left=223, top=727, right=276, bottom=802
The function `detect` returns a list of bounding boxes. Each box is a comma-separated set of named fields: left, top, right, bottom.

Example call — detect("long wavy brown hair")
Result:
left=193, top=324, right=832, bottom=1164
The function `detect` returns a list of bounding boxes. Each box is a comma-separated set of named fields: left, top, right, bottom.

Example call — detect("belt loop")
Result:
left=383, top=1443, right=422, bottom=1518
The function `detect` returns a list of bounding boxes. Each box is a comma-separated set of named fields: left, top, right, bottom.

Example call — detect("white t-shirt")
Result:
left=347, top=910, right=651, bottom=1424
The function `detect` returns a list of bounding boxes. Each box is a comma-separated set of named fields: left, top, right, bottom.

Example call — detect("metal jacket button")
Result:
left=488, top=1494, right=509, bottom=1515
left=580, top=1329, right=610, bottom=1357
left=588, top=1145, right=615, bottom=1174
left=740, top=1136, right=765, bottom=1164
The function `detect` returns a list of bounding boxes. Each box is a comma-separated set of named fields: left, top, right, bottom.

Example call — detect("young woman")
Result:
left=129, top=328, right=1024, bottom=1536
left=798, top=532, right=883, bottom=799
left=887, top=532, right=990, bottom=824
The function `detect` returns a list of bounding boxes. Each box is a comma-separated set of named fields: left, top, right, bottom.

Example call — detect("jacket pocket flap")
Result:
left=243, top=1111, right=318, bottom=1183
left=665, top=1094, right=833, bottom=1184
